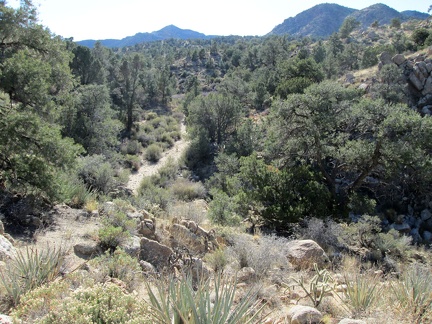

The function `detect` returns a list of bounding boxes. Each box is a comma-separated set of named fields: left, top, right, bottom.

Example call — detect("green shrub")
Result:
left=171, top=178, right=207, bottom=201
left=124, top=154, right=141, bottom=171
left=145, top=144, right=163, bottom=162
left=208, top=189, right=241, bottom=226
left=90, top=249, right=142, bottom=292
left=145, top=111, right=158, bottom=120
left=13, top=281, right=151, bottom=323
left=160, top=132, right=175, bottom=148
left=0, top=246, right=66, bottom=306
left=204, top=248, right=228, bottom=273
left=98, top=225, right=130, bottom=252
left=77, top=155, right=117, bottom=194
left=126, top=140, right=142, bottom=155
left=137, top=133, right=156, bottom=148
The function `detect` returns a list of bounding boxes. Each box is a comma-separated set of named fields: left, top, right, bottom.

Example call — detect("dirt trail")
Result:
left=126, top=121, right=189, bottom=194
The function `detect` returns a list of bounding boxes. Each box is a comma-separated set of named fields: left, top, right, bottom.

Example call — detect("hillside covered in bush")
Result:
left=2, top=1, right=432, bottom=323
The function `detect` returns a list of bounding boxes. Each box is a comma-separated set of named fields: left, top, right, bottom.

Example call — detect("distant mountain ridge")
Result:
left=77, top=25, right=214, bottom=48
left=270, top=3, right=429, bottom=38
left=77, top=3, right=429, bottom=48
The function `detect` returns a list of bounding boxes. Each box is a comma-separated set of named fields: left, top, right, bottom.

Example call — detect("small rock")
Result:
left=237, top=267, right=256, bottom=283
left=287, top=305, right=322, bottom=324
left=335, top=284, right=348, bottom=293
left=421, top=209, right=432, bottom=221
left=0, top=314, right=13, bottom=324
left=0, top=235, right=16, bottom=260
left=390, top=222, right=411, bottom=233
left=423, top=230, right=432, bottom=242
left=139, top=260, right=156, bottom=273
left=338, top=319, right=366, bottom=324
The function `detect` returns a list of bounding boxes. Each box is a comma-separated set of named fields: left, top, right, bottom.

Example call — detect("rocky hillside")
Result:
left=270, top=3, right=429, bottom=38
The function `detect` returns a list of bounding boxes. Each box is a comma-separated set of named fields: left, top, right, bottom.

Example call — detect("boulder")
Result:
left=138, top=219, right=157, bottom=240
left=0, top=220, right=4, bottom=235
left=423, top=76, right=432, bottom=96
left=287, top=305, right=322, bottom=324
left=409, top=65, right=427, bottom=91
left=170, top=223, right=207, bottom=253
left=392, top=54, right=406, bottom=66
left=140, top=237, right=173, bottom=268
left=0, top=235, right=16, bottom=260
left=285, top=240, right=328, bottom=269
left=378, top=52, right=392, bottom=66
left=122, top=235, right=141, bottom=257
left=73, top=242, right=101, bottom=258
left=423, top=231, right=432, bottom=242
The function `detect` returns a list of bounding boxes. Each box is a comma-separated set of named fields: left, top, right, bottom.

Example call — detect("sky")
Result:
left=6, top=0, right=431, bottom=41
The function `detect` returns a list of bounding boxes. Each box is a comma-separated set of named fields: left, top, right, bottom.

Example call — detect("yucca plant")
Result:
left=146, top=274, right=265, bottom=324
left=0, top=245, right=66, bottom=306
left=343, top=272, right=378, bottom=316
left=391, top=264, right=432, bottom=323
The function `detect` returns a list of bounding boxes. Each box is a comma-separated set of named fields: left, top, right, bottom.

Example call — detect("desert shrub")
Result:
left=168, top=201, right=207, bottom=225
left=126, top=140, right=141, bottom=155
left=124, top=154, right=141, bottom=171
left=146, top=274, right=264, bottom=324
left=227, top=234, right=288, bottom=278
left=90, top=249, right=142, bottom=292
left=137, top=180, right=172, bottom=212
left=169, top=130, right=181, bottom=141
left=160, top=132, right=175, bottom=148
left=391, top=263, right=432, bottom=323
left=103, top=210, right=136, bottom=234
left=98, top=225, right=130, bottom=252
left=208, top=189, right=241, bottom=226
left=171, top=178, right=207, bottom=201
left=145, top=111, right=158, bottom=120
left=157, top=157, right=178, bottom=186
left=145, top=144, right=163, bottom=162
left=296, top=217, right=344, bottom=253
left=13, top=281, right=151, bottom=323
left=137, top=132, right=156, bottom=148
left=0, top=246, right=66, bottom=307
left=340, top=215, right=414, bottom=261
left=150, top=116, right=165, bottom=129
left=204, top=248, right=229, bottom=273
left=77, top=155, right=117, bottom=194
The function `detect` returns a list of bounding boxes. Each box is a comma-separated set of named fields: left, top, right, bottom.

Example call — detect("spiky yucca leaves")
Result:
left=146, top=274, right=265, bottom=324
left=391, top=264, right=432, bottom=324
left=0, top=245, right=65, bottom=306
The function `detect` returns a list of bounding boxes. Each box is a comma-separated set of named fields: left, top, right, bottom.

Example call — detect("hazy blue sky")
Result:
left=6, top=0, right=430, bottom=41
